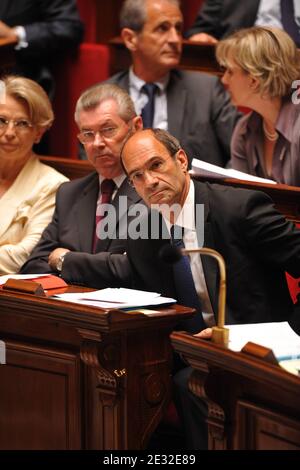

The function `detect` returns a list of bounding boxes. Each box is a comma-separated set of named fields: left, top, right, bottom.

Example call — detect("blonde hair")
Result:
left=1, top=75, right=54, bottom=128
left=216, top=26, right=300, bottom=98
left=74, top=82, right=137, bottom=124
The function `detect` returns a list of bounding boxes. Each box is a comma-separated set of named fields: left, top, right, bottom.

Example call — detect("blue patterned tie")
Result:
left=170, top=225, right=206, bottom=333
left=141, top=83, right=158, bottom=128
left=281, top=0, right=300, bottom=46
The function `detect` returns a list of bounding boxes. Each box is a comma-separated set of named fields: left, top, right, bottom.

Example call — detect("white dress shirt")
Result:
left=129, top=67, right=169, bottom=130
left=255, top=0, right=300, bottom=29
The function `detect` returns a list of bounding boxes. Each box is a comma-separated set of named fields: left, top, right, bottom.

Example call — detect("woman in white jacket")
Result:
left=0, top=75, right=68, bottom=274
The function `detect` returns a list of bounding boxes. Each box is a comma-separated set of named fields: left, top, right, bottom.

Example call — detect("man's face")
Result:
left=133, top=0, right=183, bottom=76
left=122, top=130, right=189, bottom=208
left=78, top=99, right=135, bottom=179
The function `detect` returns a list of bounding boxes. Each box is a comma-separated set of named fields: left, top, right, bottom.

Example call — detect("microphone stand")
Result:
left=182, top=247, right=229, bottom=347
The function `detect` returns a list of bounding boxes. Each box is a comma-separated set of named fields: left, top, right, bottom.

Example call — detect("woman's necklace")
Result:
left=263, top=121, right=278, bottom=141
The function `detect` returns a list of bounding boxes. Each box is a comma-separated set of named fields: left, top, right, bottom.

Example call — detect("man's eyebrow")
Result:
left=81, top=120, right=115, bottom=131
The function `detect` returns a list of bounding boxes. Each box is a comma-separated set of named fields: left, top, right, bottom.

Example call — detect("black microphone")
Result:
left=160, top=243, right=229, bottom=346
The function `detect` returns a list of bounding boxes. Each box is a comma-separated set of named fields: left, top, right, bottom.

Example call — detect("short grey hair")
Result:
left=120, top=0, right=181, bottom=31
left=74, top=83, right=137, bottom=124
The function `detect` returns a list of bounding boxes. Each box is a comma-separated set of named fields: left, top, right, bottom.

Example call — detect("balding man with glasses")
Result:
left=21, top=83, right=143, bottom=287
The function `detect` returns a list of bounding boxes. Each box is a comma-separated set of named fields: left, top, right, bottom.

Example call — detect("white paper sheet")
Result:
left=227, top=321, right=300, bottom=360
left=191, top=158, right=276, bottom=184
left=54, top=287, right=176, bottom=310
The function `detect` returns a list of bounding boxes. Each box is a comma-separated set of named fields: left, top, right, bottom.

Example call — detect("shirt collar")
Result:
left=245, top=97, right=300, bottom=143
left=129, top=66, right=170, bottom=93
left=163, top=179, right=196, bottom=235
left=276, top=97, right=300, bottom=143
left=99, top=173, right=126, bottom=190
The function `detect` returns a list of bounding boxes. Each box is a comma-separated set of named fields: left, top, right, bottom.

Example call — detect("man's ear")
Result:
left=175, top=149, right=188, bottom=172
left=121, top=28, right=138, bottom=52
left=133, top=115, right=143, bottom=131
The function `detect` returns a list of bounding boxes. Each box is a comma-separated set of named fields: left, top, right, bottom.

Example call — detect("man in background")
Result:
left=21, top=83, right=143, bottom=287
left=186, top=0, right=300, bottom=46
left=107, top=0, right=239, bottom=167
left=0, top=0, right=84, bottom=97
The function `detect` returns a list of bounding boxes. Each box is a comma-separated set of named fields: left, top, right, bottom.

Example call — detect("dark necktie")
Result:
left=281, top=0, right=300, bottom=46
left=170, top=225, right=206, bottom=333
left=93, top=179, right=115, bottom=252
left=141, top=83, right=158, bottom=128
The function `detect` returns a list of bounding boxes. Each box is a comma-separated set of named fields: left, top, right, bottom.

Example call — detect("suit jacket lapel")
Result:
left=76, top=173, right=99, bottom=252
left=194, top=181, right=219, bottom=316
left=167, top=70, right=187, bottom=140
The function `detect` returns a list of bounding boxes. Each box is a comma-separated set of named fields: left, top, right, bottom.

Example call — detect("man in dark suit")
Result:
left=107, top=0, right=240, bottom=167
left=120, top=128, right=300, bottom=328
left=186, top=0, right=300, bottom=47
left=0, top=0, right=84, bottom=97
left=118, top=128, right=300, bottom=448
left=20, top=83, right=143, bottom=287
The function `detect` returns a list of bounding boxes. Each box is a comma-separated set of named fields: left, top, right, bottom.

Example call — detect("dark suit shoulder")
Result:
left=105, top=70, right=130, bottom=90
left=171, top=69, right=219, bottom=88
left=56, top=171, right=98, bottom=198
left=194, top=179, right=273, bottom=219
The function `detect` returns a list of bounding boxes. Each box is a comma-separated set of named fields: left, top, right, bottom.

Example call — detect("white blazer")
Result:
left=0, top=155, right=68, bottom=274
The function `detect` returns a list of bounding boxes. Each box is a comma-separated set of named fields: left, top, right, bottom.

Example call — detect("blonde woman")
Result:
left=216, top=26, right=300, bottom=186
left=0, top=76, right=68, bottom=274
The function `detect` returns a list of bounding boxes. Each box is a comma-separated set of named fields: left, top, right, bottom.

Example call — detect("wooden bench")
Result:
left=40, top=155, right=300, bottom=224
left=40, top=155, right=93, bottom=180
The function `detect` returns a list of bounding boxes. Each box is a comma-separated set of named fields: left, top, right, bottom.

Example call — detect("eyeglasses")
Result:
left=128, top=156, right=175, bottom=186
left=77, top=126, right=122, bottom=144
left=0, top=116, right=33, bottom=133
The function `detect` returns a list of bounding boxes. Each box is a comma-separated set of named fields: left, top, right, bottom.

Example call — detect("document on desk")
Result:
left=191, top=158, right=276, bottom=184
left=54, top=287, right=176, bottom=311
left=227, top=322, right=300, bottom=375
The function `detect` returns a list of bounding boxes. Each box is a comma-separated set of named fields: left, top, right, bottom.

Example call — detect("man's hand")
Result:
left=194, top=328, right=213, bottom=339
left=188, top=33, right=218, bottom=45
left=48, top=248, right=70, bottom=270
left=0, top=21, right=18, bottom=39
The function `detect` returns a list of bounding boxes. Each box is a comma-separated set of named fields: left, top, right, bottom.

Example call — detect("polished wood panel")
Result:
left=40, top=155, right=93, bottom=180
left=0, top=287, right=194, bottom=449
left=171, top=332, right=300, bottom=450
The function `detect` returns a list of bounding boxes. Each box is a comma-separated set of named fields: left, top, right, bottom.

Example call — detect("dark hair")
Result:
left=120, top=128, right=181, bottom=174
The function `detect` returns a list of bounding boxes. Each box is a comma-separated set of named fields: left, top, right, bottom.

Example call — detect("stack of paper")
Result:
left=54, top=287, right=176, bottom=310
left=227, top=322, right=300, bottom=375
